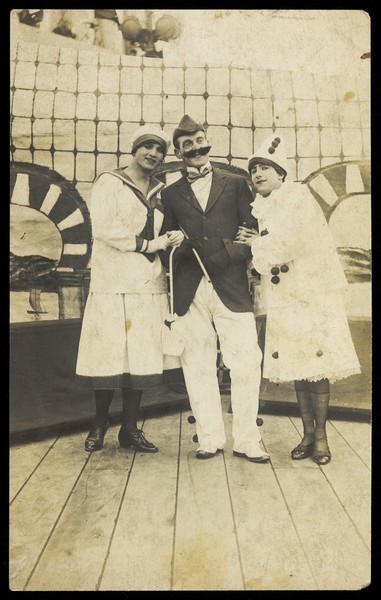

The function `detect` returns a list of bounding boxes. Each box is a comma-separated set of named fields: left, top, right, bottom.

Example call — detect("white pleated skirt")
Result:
left=76, top=292, right=182, bottom=389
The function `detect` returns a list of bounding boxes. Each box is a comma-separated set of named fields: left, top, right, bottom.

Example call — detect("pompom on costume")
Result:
left=248, top=135, right=360, bottom=384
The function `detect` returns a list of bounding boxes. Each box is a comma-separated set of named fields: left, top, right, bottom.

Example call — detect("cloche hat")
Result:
left=131, top=125, right=171, bottom=156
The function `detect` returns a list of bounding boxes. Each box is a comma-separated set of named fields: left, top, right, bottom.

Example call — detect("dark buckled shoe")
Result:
left=291, top=441, right=314, bottom=460
left=312, top=441, right=331, bottom=465
left=118, top=428, right=158, bottom=453
left=84, top=422, right=109, bottom=452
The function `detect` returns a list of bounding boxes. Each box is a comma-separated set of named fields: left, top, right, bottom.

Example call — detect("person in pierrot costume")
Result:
left=235, top=134, right=361, bottom=465
left=159, top=115, right=269, bottom=463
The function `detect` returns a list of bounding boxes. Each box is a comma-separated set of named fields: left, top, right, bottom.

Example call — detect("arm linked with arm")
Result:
left=250, top=191, right=313, bottom=272
left=206, top=177, right=255, bottom=270
left=224, top=176, right=257, bottom=263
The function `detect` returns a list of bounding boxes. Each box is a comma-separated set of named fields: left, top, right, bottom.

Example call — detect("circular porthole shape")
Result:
left=304, top=160, right=371, bottom=318
left=10, top=162, right=91, bottom=271
left=303, top=160, right=370, bottom=224
left=304, top=160, right=371, bottom=271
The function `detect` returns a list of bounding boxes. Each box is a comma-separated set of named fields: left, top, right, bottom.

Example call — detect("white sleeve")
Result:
left=90, top=174, right=144, bottom=253
left=251, top=189, right=321, bottom=272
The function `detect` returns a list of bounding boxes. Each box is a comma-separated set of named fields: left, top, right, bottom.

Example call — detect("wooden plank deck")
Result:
left=9, top=396, right=371, bottom=591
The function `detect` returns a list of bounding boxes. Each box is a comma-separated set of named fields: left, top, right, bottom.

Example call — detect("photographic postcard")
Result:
left=9, top=9, right=371, bottom=591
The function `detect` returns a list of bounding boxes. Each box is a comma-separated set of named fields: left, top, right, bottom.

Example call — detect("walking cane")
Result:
left=177, top=227, right=264, bottom=429
left=178, top=225, right=211, bottom=282
left=161, top=246, right=185, bottom=356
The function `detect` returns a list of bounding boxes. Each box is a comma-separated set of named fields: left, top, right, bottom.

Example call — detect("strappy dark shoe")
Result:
left=312, top=441, right=331, bottom=465
left=291, top=441, right=314, bottom=460
left=118, top=428, right=158, bottom=453
left=84, top=422, right=109, bottom=452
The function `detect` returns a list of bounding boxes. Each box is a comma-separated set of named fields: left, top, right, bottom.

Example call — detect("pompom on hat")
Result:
left=247, top=134, right=288, bottom=176
left=131, top=125, right=171, bottom=157
left=173, top=114, right=205, bottom=147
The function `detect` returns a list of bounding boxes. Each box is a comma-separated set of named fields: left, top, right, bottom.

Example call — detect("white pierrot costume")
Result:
left=76, top=168, right=181, bottom=389
left=248, top=134, right=361, bottom=383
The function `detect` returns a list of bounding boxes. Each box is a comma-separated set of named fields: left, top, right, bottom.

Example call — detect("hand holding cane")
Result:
left=178, top=225, right=211, bottom=282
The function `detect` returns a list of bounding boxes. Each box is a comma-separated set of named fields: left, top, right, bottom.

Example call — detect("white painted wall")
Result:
left=160, top=10, right=370, bottom=75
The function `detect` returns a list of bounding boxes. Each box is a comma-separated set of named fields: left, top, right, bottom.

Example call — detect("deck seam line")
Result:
left=263, top=421, right=320, bottom=589
left=96, top=421, right=142, bottom=591
left=313, top=454, right=371, bottom=552
left=10, top=436, right=60, bottom=504
left=290, top=416, right=370, bottom=550
left=22, top=451, right=92, bottom=591
left=222, top=452, right=247, bottom=590
left=329, top=419, right=371, bottom=470
left=170, top=409, right=183, bottom=590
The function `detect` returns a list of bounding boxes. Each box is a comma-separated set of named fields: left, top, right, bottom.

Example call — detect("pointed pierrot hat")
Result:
left=173, top=114, right=205, bottom=146
left=131, top=125, right=171, bottom=156
left=247, top=134, right=288, bottom=176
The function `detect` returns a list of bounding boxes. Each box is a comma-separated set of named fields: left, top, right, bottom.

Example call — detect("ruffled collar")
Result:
left=251, top=181, right=297, bottom=220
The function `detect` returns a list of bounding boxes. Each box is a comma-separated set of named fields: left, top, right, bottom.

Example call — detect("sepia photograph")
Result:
left=9, top=8, right=371, bottom=591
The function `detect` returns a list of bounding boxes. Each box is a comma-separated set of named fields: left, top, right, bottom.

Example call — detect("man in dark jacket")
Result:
left=160, top=115, right=269, bottom=462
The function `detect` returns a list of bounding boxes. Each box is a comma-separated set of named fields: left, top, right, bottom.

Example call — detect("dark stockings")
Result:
left=121, top=387, right=143, bottom=432
left=94, top=389, right=114, bottom=426
left=309, top=378, right=330, bottom=453
left=294, top=378, right=330, bottom=451
left=294, top=380, right=315, bottom=446
left=94, top=387, right=143, bottom=431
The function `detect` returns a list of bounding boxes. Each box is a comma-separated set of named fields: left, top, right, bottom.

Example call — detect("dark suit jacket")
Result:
left=160, top=167, right=257, bottom=316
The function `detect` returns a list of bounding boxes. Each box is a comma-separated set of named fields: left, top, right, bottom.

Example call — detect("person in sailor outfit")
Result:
left=76, top=125, right=184, bottom=454
left=159, top=115, right=269, bottom=463
left=235, top=134, right=361, bottom=465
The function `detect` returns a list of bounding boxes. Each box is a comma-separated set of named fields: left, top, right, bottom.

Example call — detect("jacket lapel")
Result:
left=172, top=168, right=227, bottom=214
left=204, top=169, right=227, bottom=214
left=173, top=174, right=204, bottom=213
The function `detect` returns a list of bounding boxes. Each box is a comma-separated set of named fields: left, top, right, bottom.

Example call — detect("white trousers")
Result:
left=177, top=277, right=263, bottom=455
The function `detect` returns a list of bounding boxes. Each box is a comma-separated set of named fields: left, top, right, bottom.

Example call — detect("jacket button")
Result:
left=271, top=266, right=280, bottom=275
left=203, top=215, right=207, bottom=220
left=316, top=350, right=323, bottom=357
left=272, top=352, right=279, bottom=359
left=280, top=264, right=289, bottom=273
left=203, top=236, right=208, bottom=240
left=251, top=267, right=260, bottom=277
left=271, top=275, right=280, bottom=284
left=260, top=229, right=269, bottom=236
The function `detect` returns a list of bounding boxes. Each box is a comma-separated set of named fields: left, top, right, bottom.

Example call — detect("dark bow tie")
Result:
left=187, top=165, right=213, bottom=183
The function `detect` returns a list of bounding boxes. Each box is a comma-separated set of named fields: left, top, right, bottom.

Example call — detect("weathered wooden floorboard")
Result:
left=274, top=464, right=371, bottom=590
left=24, top=424, right=132, bottom=591
left=171, top=408, right=244, bottom=591
left=10, top=437, right=59, bottom=501
left=99, top=411, right=181, bottom=591
left=9, top=431, right=90, bottom=591
left=330, top=420, right=371, bottom=468
left=222, top=411, right=317, bottom=590
left=290, top=417, right=371, bottom=549
left=9, top=403, right=371, bottom=592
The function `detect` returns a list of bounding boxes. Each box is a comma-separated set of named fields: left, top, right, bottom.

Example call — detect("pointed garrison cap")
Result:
left=173, top=115, right=205, bottom=146
left=247, top=134, right=288, bottom=176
